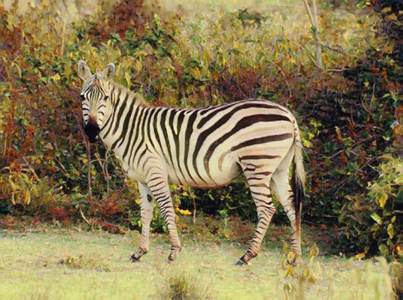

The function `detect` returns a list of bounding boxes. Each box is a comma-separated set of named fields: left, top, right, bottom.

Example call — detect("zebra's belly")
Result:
left=167, top=159, right=242, bottom=189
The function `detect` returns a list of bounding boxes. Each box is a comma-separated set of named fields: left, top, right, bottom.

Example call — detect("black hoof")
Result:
left=286, top=253, right=297, bottom=266
left=235, top=259, right=247, bottom=266
left=130, top=255, right=141, bottom=263
left=167, top=256, right=176, bottom=264
left=286, top=260, right=296, bottom=267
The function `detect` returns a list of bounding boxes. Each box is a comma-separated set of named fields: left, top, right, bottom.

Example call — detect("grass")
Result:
left=0, top=226, right=397, bottom=299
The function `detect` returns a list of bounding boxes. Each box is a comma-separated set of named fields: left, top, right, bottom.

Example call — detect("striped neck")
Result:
left=99, top=81, right=147, bottom=150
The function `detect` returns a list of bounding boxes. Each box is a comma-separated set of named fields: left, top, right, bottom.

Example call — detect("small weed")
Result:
left=58, top=254, right=109, bottom=272
left=277, top=243, right=332, bottom=300
left=277, top=242, right=399, bottom=299
left=156, top=267, right=212, bottom=299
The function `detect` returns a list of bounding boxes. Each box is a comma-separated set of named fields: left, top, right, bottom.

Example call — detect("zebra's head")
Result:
left=77, top=60, right=115, bottom=143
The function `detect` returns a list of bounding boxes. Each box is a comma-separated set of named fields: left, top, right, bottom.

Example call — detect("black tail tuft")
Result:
left=292, top=164, right=304, bottom=214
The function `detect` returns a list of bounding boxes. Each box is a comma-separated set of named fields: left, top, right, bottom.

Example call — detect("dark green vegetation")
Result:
left=0, top=0, right=401, bottom=278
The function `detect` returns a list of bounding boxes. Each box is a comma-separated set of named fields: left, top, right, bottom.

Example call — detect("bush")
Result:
left=312, top=0, right=402, bottom=257
left=337, top=155, right=402, bottom=258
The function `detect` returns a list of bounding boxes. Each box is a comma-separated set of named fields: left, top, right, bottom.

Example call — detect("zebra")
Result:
left=77, top=60, right=306, bottom=265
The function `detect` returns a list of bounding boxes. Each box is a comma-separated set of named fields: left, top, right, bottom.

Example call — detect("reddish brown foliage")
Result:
left=88, top=0, right=156, bottom=45
left=97, top=196, right=124, bottom=218
left=0, top=6, right=22, bottom=56
left=49, top=206, right=71, bottom=224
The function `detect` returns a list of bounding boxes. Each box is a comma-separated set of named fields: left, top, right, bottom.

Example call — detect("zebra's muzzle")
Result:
left=84, top=120, right=100, bottom=143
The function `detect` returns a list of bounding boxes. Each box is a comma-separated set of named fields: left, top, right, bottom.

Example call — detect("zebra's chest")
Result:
left=110, top=148, right=147, bottom=182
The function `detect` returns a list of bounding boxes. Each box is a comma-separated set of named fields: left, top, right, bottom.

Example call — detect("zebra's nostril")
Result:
left=84, top=121, right=100, bottom=143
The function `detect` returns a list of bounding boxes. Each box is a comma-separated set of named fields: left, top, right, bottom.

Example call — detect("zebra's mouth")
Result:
left=84, top=121, right=100, bottom=143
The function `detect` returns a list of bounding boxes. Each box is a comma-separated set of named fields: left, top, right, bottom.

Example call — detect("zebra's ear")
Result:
left=102, top=63, right=115, bottom=80
left=77, top=60, right=92, bottom=81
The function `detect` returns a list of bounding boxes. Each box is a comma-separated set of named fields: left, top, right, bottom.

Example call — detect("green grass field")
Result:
left=0, top=226, right=396, bottom=299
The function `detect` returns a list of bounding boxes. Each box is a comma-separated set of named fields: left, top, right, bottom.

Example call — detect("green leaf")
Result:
left=110, top=33, right=121, bottom=44
left=370, top=213, right=382, bottom=225
left=378, top=244, right=389, bottom=256
left=387, top=223, right=394, bottom=239
left=377, top=191, right=388, bottom=208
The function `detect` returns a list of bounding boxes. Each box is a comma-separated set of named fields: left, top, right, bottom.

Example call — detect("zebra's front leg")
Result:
left=148, top=176, right=181, bottom=262
left=131, top=182, right=154, bottom=263
left=236, top=181, right=275, bottom=265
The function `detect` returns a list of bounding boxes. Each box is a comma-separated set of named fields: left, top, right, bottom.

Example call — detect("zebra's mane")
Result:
left=109, top=79, right=149, bottom=107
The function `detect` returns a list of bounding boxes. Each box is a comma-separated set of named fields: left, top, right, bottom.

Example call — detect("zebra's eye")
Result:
left=103, top=95, right=109, bottom=101
left=80, top=94, right=86, bottom=101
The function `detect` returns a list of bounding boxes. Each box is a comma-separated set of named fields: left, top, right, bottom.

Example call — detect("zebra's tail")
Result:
left=292, top=129, right=305, bottom=215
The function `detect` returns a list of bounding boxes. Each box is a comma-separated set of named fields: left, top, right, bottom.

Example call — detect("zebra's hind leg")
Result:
left=271, top=165, right=303, bottom=264
left=236, top=171, right=275, bottom=265
left=131, top=182, right=154, bottom=262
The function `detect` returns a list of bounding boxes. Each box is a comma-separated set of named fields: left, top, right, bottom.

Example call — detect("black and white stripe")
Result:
left=78, top=61, right=306, bottom=265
